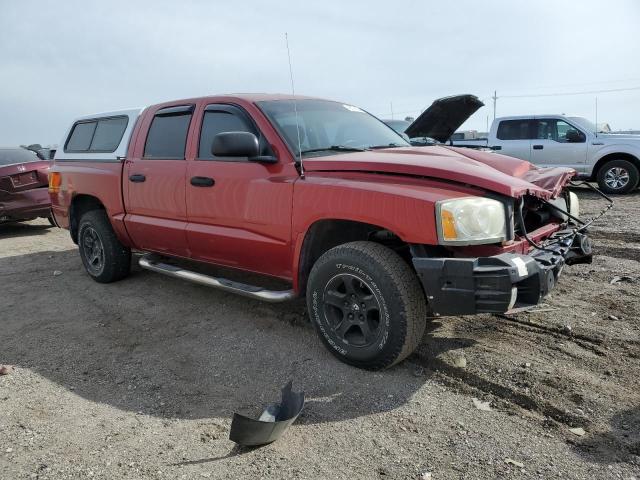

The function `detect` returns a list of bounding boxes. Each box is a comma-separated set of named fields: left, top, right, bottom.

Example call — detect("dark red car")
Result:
left=0, top=148, right=52, bottom=224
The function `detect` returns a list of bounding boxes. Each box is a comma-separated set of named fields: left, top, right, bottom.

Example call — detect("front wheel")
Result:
left=78, top=210, right=131, bottom=283
left=596, top=159, right=639, bottom=194
left=306, top=241, right=427, bottom=370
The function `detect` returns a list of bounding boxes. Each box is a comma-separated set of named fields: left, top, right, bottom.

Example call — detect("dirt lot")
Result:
left=1, top=187, right=639, bottom=479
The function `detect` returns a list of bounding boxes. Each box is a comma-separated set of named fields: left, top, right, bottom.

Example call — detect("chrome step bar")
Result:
left=138, top=255, right=296, bottom=303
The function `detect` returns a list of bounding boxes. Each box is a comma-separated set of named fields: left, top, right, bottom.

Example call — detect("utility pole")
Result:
left=390, top=101, right=394, bottom=120
left=492, top=90, right=497, bottom=120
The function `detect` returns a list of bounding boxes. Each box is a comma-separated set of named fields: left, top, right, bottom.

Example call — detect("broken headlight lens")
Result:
left=436, top=197, right=506, bottom=245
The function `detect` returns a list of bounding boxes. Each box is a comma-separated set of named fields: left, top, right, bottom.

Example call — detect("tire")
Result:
left=596, top=159, right=639, bottom=194
left=47, top=214, right=57, bottom=227
left=306, top=241, right=427, bottom=370
left=78, top=209, right=131, bottom=283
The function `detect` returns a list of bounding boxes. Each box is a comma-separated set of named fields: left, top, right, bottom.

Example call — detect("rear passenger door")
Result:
left=492, top=119, right=533, bottom=162
left=185, top=103, right=294, bottom=279
left=124, top=105, right=193, bottom=257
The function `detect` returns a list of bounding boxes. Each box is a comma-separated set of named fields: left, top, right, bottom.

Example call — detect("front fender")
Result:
left=592, top=144, right=640, bottom=163
left=290, top=172, right=489, bottom=290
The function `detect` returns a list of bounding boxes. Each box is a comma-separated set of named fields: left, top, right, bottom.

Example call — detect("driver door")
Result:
left=530, top=118, right=588, bottom=172
left=185, top=103, right=295, bottom=279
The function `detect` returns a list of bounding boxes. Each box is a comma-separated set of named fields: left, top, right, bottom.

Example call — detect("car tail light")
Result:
left=48, top=172, right=61, bottom=193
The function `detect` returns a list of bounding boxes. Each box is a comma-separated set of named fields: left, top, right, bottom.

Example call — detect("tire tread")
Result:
left=78, top=210, right=131, bottom=283
left=307, top=241, right=427, bottom=370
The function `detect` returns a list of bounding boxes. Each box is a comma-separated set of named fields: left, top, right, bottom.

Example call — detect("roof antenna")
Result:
left=594, top=96, right=598, bottom=138
left=285, top=33, right=304, bottom=179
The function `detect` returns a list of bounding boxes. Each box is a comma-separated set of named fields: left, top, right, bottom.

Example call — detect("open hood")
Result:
left=404, top=94, right=484, bottom=142
left=302, top=146, right=574, bottom=200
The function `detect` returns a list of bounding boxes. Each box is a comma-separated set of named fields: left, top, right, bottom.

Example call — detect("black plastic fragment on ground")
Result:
left=229, top=381, right=305, bottom=446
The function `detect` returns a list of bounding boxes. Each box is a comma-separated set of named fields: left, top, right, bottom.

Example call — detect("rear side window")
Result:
left=198, top=106, right=256, bottom=159
left=65, top=116, right=128, bottom=153
left=66, top=122, right=97, bottom=151
left=144, top=106, right=193, bottom=159
left=496, top=120, right=532, bottom=140
left=91, top=117, right=129, bottom=151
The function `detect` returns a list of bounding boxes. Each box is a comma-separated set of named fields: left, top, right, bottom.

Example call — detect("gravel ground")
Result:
left=1, top=187, right=639, bottom=479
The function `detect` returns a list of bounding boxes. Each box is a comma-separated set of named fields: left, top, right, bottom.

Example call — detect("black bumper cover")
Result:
left=413, top=230, right=592, bottom=316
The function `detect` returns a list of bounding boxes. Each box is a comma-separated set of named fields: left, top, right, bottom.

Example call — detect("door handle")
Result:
left=190, top=176, right=215, bottom=187
left=129, top=174, right=146, bottom=182
left=532, top=145, right=544, bottom=150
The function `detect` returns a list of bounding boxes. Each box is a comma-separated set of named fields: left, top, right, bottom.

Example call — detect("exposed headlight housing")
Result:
left=569, top=191, right=579, bottom=219
left=436, top=197, right=507, bottom=245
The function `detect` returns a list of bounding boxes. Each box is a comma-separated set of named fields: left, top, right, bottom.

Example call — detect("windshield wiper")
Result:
left=369, top=143, right=405, bottom=149
left=300, top=145, right=367, bottom=154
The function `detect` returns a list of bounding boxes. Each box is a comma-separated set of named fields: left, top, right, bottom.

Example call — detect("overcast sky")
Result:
left=1, top=0, right=639, bottom=146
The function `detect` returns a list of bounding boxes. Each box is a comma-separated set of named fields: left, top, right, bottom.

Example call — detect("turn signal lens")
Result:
left=441, top=209, right=458, bottom=241
left=48, top=172, right=61, bottom=193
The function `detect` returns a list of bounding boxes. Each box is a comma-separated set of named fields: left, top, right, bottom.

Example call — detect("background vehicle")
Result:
left=383, top=119, right=411, bottom=134
left=0, top=147, right=52, bottom=224
left=450, top=114, right=640, bottom=194
left=50, top=94, right=591, bottom=370
left=383, top=95, right=484, bottom=147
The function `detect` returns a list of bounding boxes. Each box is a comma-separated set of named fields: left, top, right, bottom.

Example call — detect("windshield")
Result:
left=568, top=116, right=599, bottom=133
left=0, top=148, right=40, bottom=166
left=384, top=120, right=410, bottom=134
left=257, top=99, right=410, bottom=157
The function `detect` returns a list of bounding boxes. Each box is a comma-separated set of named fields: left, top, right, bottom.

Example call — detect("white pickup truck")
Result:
left=449, top=114, right=640, bottom=194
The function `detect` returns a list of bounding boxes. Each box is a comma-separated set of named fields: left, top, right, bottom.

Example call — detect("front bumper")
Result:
left=413, top=230, right=592, bottom=316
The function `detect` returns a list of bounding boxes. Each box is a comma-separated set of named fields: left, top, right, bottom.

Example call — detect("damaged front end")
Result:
left=412, top=181, right=613, bottom=317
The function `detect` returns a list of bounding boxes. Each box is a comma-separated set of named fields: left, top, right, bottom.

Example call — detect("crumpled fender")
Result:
left=444, top=147, right=575, bottom=199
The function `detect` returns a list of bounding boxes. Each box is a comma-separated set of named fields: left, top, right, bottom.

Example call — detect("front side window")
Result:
left=496, top=120, right=532, bottom=140
left=557, top=120, right=585, bottom=142
left=65, top=116, right=128, bottom=153
left=198, top=106, right=257, bottom=159
left=535, top=119, right=585, bottom=143
left=257, top=99, right=409, bottom=157
left=144, top=106, right=193, bottom=159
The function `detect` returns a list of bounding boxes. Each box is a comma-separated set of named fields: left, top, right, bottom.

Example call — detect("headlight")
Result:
left=569, top=191, right=579, bottom=218
left=436, top=197, right=507, bottom=245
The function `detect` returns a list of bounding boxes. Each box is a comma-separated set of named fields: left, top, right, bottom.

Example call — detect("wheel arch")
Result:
left=294, top=218, right=413, bottom=295
left=591, top=152, right=640, bottom=181
left=69, top=194, right=106, bottom=244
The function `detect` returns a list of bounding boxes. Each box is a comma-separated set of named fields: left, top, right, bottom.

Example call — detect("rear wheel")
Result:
left=596, top=159, right=639, bottom=194
left=306, top=241, right=427, bottom=370
left=78, top=210, right=131, bottom=283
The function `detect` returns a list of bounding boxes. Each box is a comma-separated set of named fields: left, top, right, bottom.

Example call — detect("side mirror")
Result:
left=212, top=131, right=259, bottom=157
left=565, top=130, right=585, bottom=143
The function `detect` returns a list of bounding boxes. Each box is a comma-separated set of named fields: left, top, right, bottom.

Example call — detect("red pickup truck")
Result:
left=49, top=94, right=594, bottom=370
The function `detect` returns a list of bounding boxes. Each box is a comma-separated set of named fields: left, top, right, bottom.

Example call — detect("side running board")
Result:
left=138, top=254, right=296, bottom=303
